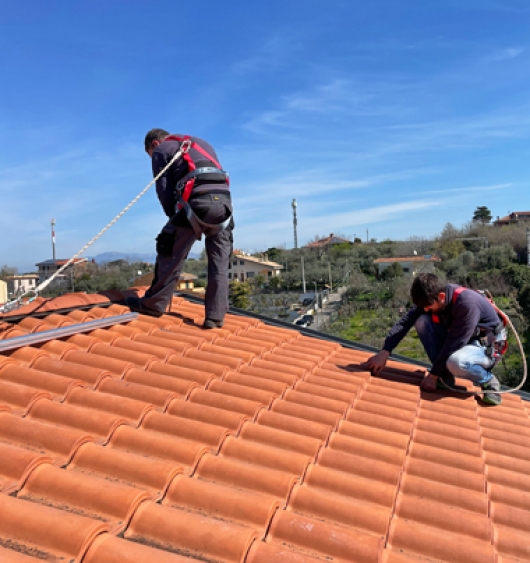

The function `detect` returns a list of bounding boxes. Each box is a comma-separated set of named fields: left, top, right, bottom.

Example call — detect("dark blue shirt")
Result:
left=383, top=284, right=501, bottom=377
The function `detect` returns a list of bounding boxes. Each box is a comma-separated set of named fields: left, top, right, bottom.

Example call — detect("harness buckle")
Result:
left=180, top=139, right=192, bottom=154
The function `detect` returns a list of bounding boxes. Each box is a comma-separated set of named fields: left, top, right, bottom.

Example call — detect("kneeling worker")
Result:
left=126, top=129, right=234, bottom=328
left=363, top=273, right=504, bottom=405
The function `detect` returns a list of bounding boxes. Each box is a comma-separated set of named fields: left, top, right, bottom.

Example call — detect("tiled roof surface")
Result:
left=306, top=234, right=352, bottom=248
left=0, top=289, right=530, bottom=563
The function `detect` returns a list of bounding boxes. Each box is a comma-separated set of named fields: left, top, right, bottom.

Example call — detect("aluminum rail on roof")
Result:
left=0, top=313, right=138, bottom=353
left=0, top=301, right=115, bottom=324
left=176, top=291, right=530, bottom=403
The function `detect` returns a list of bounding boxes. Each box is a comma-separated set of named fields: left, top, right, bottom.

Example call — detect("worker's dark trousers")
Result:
left=141, top=193, right=233, bottom=320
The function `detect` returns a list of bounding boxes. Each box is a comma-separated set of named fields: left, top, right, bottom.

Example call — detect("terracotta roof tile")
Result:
left=0, top=292, right=529, bottom=562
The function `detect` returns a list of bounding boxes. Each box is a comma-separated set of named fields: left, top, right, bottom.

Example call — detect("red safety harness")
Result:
left=164, top=135, right=229, bottom=203
left=163, top=135, right=231, bottom=240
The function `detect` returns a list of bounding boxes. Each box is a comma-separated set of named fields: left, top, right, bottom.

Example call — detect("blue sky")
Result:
left=1, top=1, right=529, bottom=272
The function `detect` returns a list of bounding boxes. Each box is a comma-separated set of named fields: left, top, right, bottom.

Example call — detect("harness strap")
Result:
left=176, top=167, right=227, bottom=191
left=178, top=195, right=232, bottom=240
left=164, top=134, right=229, bottom=204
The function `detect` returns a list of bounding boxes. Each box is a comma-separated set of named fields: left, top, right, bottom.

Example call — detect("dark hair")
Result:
left=410, top=273, right=445, bottom=309
left=144, top=128, right=169, bottom=151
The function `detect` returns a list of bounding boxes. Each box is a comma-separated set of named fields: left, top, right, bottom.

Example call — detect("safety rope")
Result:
left=0, top=140, right=191, bottom=315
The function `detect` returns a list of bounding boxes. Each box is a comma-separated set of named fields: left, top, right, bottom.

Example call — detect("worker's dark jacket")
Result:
left=152, top=135, right=229, bottom=218
left=382, top=284, right=500, bottom=378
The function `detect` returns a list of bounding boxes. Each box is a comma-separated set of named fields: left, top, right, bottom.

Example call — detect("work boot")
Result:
left=202, top=318, right=224, bottom=329
left=481, top=374, right=502, bottom=406
left=125, top=296, right=163, bottom=318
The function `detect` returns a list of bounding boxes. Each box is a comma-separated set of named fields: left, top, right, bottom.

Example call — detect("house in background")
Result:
left=374, top=255, right=441, bottom=277
left=133, top=271, right=200, bottom=292
left=493, top=211, right=530, bottom=227
left=36, top=258, right=89, bottom=284
left=0, top=280, right=7, bottom=305
left=306, top=233, right=353, bottom=248
left=0, top=274, right=39, bottom=299
left=229, top=252, right=283, bottom=282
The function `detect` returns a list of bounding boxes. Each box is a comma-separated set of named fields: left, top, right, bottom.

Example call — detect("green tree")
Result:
left=265, top=247, right=283, bottom=262
left=0, top=265, right=18, bottom=276
left=475, top=244, right=516, bottom=271
left=229, top=281, right=251, bottom=309
left=472, top=206, right=492, bottom=225
left=380, top=262, right=404, bottom=281
left=268, top=276, right=281, bottom=291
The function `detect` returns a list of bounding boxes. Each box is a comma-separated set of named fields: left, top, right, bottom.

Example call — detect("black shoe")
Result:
left=481, top=375, right=502, bottom=406
left=202, top=318, right=224, bottom=329
left=125, top=296, right=164, bottom=318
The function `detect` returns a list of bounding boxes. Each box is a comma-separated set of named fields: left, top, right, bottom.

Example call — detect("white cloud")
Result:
left=486, top=47, right=524, bottom=62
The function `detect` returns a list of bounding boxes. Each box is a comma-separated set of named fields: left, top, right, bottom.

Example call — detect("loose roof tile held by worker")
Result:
left=0, top=287, right=529, bottom=563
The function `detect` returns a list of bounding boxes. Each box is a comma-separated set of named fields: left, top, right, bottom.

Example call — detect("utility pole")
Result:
left=313, top=281, right=319, bottom=329
left=291, top=199, right=298, bottom=249
left=527, top=228, right=530, bottom=266
left=301, top=255, right=306, bottom=293
left=51, top=218, right=56, bottom=261
left=292, top=199, right=306, bottom=291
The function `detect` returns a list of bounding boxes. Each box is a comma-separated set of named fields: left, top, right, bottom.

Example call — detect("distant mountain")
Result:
left=92, top=251, right=199, bottom=264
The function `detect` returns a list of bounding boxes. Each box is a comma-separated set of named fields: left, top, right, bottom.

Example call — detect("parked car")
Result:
left=294, top=318, right=310, bottom=327
left=301, top=314, right=314, bottom=324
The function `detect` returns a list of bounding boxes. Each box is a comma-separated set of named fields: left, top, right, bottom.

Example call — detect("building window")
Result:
left=247, top=272, right=255, bottom=278
left=233, top=261, right=237, bottom=266
left=239, top=260, right=244, bottom=266
left=268, top=271, right=272, bottom=277
left=228, top=273, right=231, bottom=279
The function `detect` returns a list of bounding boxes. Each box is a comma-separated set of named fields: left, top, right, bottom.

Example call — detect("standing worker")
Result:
left=363, top=273, right=505, bottom=405
left=126, top=129, right=234, bottom=328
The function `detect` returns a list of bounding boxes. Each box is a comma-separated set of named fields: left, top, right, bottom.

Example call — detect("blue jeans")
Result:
left=414, top=314, right=494, bottom=386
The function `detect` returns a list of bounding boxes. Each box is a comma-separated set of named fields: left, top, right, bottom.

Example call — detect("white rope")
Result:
left=0, top=145, right=187, bottom=314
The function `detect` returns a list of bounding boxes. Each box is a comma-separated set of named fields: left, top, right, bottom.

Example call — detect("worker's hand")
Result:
left=362, top=350, right=390, bottom=376
left=420, top=372, right=438, bottom=392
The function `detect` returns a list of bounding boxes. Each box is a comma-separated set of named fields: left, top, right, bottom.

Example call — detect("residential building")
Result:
left=306, top=233, right=353, bottom=248
left=374, top=255, right=441, bottom=277
left=0, top=274, right=39, bottom=298
left=36, top=258, right=89, bottom=284
left=0, top=280, right=7, bottom=305
left=229, top=252, right=283, bottom=282
left=493, top=211, right=530, bottom=227
left=132, top=271, right=199, bottom=291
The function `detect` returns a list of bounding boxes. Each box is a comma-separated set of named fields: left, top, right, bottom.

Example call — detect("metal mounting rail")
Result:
left=0, top=313, right=138, bottom=353
left=0, top=301, right=115, bottom=324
